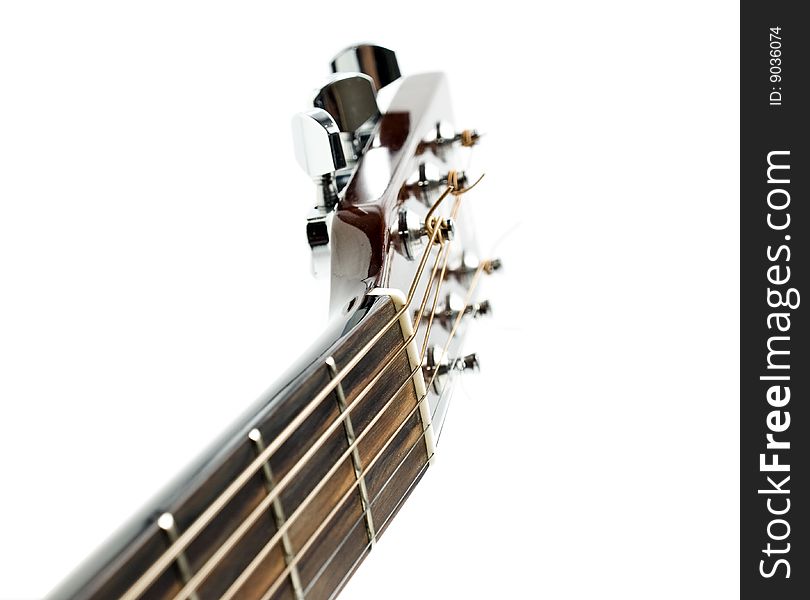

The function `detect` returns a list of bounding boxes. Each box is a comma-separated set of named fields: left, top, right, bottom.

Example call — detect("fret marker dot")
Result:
left=785, top=235, right=791, bottom=240
left=157, top=512, right=175, bottom=531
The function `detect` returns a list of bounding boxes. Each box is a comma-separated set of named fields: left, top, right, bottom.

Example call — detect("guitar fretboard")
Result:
left=52, top=294, right=431, bottom=600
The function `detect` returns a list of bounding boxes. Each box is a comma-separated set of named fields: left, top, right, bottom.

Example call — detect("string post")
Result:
left=460, top=129, right=480, bottom=147
left=425, top=215, right=455, bottom=245
left=453, top=353, right=481, bottom=373
left=416, top=127, right=481, bottom=156
left=483, top=257, right=502, bottom=274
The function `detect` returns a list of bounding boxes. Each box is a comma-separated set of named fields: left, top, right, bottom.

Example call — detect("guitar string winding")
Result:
left=423, top=170, right=484, bottom=243
left=460, top=129, right=476, bottom=147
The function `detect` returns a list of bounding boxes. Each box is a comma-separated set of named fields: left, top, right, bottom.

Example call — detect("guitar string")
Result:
left=305, top=267, right=489, bottom=597
left=169, top=234, right=452, bottom=600
left=242, top=379, right=431, bottom=600
left=125, top=168, right=483, bottom=599
left=276, top=421, right=433, bottom=600
left=325, top=447, right=432, bottom=600
left=279, top=173, right=488, bottom=599
left=300, top=434, right=424, bottom=598
left=197, top=197, right=485, bottom=600
left=244, top=260, right=490, bottom=600
left=287, top=260, right=493, bottom=599
left=430, top=257, right=490, bottom=426
left=283, top=220, right=496, bottom=600
left=119, top=182, right=459, bottom=600
left=230, top=226, right=458, bottom=600
left=433, top=259, right=494, bottom=446
left=172, top=189, right=468, bottom=599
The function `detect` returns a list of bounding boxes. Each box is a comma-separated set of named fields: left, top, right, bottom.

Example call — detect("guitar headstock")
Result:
left=292, top=44, right=499, bottom=442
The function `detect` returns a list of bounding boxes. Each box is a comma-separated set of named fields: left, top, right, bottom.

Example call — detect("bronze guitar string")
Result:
left=242, top=216, right=458, bottom=600
left=166, top=183, right=468, bottom=600
left=431, top=256, right=491, bottom=425
left=261, top=255, right=492, bottom=600
left=123, top=174, right=479, bottom=600
left=233, top=206, right=492, bottom=599
left=251, top=235, right=490, bottom=600
left=168, top=232, right=451, bottom=600
left=119, top=186, right=453, bottom=600
left=194, top=234, right=455, bottom=600
left=329, top=455, right=432, bottom=599
left=202, top=180, right=479, bottom=599
left=189, top=189, right=473, bottom=599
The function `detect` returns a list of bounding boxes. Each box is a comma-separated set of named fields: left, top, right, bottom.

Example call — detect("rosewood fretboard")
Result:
left=51, top=294, right=431, bottom=600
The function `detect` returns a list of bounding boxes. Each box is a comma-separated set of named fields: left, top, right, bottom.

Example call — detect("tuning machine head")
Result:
left=447, top=253, right=503, bottom=284
left=418, top=120, right=481, bottom=159
left=291, top=108, right=346, bottom=181
left=313, top=72, right=379, bottom=164
left=313, top=73, right=378, bottom=133
left=331, top=44, right=401, bottom=91
left=415, top=292, right=491, bottom=329
left=423, top=345, right=480, bottom=394
left=393, top=208, right=455, bottom=261
left=291, top=108, right=348, bottom=280
left=400, top=163, right=468, bottom=206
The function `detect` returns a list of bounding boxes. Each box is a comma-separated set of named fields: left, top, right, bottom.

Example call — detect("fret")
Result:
left=248, top=428, right=305, bottom=600
left=325, top=356, right=377, bottom=547
left=156, top=513, right=199, bottom=600
left=306, top=416, right=432, bottom=599
left=328, top=440, right=431, bottom=600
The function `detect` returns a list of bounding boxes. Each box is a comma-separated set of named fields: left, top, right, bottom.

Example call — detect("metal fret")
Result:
left=248, top=428, right=305, bottom=600
left=157, top=513, right=199, bottom=600
left=325, top=356, right=377, bottom=547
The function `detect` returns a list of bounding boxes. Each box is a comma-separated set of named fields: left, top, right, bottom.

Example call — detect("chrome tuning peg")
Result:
left=448, top=253, right=503, bottom=283
left=291, top=108, right=348, bottom=279
left=417, top=121, right=481, bottom=158
left=422, top=345, right=480, bottom=394
left=331, top=44, right=401, bottom=91
left=393, top=208, right=455, bottom=261
left=291, top=108, right=347, bottom=209
left=313, top=72, right=379, bottom=165
left=417, top=292, right=491, bottom=329
left=400, top=164, right=468, bottom=205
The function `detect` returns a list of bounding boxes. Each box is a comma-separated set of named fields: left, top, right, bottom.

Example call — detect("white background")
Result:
left=0, top=2, right=739, bottom=598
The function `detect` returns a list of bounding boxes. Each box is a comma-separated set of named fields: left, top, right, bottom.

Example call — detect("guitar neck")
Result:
left=51, top=293, right=432, bottom=600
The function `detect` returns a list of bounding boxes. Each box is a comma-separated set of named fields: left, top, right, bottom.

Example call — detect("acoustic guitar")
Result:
left=48, top=43, right=498, bottom=600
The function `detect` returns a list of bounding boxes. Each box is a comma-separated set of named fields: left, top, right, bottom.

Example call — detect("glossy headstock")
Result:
left=292, top=44, right=497, bottom=437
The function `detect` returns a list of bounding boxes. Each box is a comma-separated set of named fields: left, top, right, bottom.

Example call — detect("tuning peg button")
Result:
left=313, top=73, right=379, bottom=165
left=331, top=44, right=401, bottom=91
left=313, top=73, right=378, bottom=134
left=291, top=108, right=347, bottom=178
